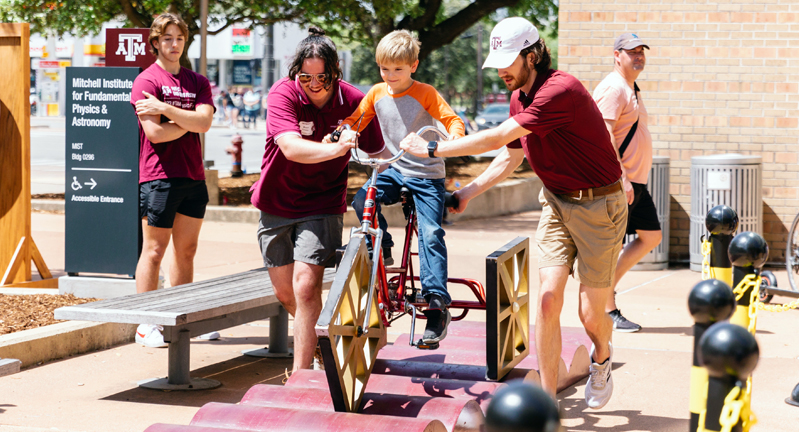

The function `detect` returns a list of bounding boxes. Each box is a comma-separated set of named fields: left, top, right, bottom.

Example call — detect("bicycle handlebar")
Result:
left=338, top=124, right=449, bottom=167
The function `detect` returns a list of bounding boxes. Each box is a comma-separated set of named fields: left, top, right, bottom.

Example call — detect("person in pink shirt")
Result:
left=250, top=27, right=384, bottom=373
left=130, top=13, right=215, bottom=348
left=593, top=33, right=663, bottom=333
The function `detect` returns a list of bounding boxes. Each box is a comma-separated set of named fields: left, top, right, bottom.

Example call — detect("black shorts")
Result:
left=139, top=178, right=209, bottom=228
left=626, top=182, right=661, bottom=235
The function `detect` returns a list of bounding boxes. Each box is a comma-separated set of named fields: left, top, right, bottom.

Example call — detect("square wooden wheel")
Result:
left=315, top=234, right=386, bottom=412
left=486, top=237, right=530, bottom=381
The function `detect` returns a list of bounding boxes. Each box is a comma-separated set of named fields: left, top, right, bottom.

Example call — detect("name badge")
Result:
left=299, top=121, right=315, bottom=136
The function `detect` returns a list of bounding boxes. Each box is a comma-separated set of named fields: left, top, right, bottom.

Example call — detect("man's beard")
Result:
left=504, top=61, right=532, bottom=92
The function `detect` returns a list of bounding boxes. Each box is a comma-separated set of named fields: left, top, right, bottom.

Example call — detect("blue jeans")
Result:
left=352, top=167, right=450, bottom=304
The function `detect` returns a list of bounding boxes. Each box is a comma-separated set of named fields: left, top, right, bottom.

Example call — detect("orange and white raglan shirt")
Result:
left=342, top=81, right=465, bottom=179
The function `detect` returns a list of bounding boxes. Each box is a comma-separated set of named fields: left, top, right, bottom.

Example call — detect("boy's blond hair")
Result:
left=375, top=30, right=420, bottom=66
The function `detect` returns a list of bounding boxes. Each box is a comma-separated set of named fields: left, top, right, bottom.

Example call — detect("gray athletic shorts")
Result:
left=257, top=211, right=343, bottom=268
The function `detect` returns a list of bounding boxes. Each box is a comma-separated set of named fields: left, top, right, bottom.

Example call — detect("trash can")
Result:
left=689, top=154, right=762, bottom=271
left=628, top=156, right=670, bottom=271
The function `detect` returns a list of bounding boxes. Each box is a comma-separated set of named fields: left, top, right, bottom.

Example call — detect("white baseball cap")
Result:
left=482, top=17, right=540, bottom=69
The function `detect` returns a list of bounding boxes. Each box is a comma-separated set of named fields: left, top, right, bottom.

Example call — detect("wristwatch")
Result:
left=427, top=140, right=438, bottom=158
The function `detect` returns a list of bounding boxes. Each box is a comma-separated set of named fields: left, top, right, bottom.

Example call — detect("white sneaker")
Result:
left=135, top=324, right=167, bottom=348
left=196, top=331, right=220, bottom=340
left=585, top=342, right=613, bottom=409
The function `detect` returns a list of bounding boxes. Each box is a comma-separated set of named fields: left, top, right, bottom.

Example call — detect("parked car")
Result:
left=475, top=103, right=510, bottom=130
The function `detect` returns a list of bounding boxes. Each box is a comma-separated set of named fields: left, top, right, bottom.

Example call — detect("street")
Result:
left=31, top=116, right=267, bottom=195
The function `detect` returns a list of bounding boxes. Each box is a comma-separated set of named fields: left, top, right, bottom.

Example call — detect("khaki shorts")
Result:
left=536, top=186, right=627, bottom=288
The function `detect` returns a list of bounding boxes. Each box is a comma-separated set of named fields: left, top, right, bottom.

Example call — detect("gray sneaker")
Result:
left=609, top=309, right=641, bottom=333
left=585, top=342, right=614, bottom=409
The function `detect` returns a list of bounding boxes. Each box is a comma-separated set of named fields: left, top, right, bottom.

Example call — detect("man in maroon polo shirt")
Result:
left=131, top=13, right=216, bottom=348
left=400, top=17, right=626, bottom=409
left=250, top=28, right=384, bottom=373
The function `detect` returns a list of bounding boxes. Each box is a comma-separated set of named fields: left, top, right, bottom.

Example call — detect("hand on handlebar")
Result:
left=448, top=189, right=469, bottom=214
left=338, top=129, right=359, bottom=145
left=399, top=132, right=431, bottom=158
left=323, top=131, right=357, bottom=156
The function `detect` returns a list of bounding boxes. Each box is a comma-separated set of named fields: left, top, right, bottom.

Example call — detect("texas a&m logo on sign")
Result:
left=105, top=28, right=156, bottom=69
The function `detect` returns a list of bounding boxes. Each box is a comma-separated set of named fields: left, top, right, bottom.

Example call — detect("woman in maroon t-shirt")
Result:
left=251, top=27, right=384, bottom=374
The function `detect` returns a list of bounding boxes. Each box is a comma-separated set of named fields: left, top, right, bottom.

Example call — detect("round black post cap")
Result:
left=688, top=279, right=736, bottom=324
left=485, top=381, right=561, bottom=432
left=699, top=322, right=759, bottom=379
left=728, top=232, right=769, bottom=269
left=705, top=205, right=738, bottom=235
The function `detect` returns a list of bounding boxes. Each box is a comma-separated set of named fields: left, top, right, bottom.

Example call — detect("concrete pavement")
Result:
left=1, top=210, right=798, bottom=431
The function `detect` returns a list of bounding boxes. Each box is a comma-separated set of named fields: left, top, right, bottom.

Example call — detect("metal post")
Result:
left=475, top=23, right=483, bottom=116
left=705, top=205, right=738, bottom=286
left=269, top=305, right=290, bottom=354
left=168, top=328, right=191, bottom=385
left=199, top=0, right=209, bottom=161
left=728, top=232, right=768, bottom=329
left=699, top=323, right=758, bottom=432
left=688, top=279, right=736, bottom=432
left=242, top=306, right=293, bottom=358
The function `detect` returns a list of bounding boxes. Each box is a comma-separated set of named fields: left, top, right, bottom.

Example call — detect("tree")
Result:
left=349, top=21, right=559, bottom=116
left=0, top=0, right=305, bottom=69
left=306, top=0, right=557, bottom=63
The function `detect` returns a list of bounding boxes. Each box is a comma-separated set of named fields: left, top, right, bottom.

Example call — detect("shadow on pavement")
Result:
left=100, top=355, right=292, bottom=408
left=558, top=386, right=688, bottom=431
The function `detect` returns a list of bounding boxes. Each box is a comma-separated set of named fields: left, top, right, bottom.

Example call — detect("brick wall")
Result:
left=558, top=0, right=799, bottom=265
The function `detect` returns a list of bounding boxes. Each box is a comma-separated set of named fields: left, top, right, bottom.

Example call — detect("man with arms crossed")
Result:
left=593, top=33, right=662, bottom=333
left=131, top=13, right=216, bottom=347
left=400, top=17, right=626, bottom=408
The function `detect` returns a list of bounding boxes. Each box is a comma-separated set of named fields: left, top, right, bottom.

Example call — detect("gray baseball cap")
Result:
left=614, top=33, right=649, bottom=51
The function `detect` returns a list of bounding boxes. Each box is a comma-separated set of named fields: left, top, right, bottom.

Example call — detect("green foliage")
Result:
left=349, top=17, right=559, bottom=117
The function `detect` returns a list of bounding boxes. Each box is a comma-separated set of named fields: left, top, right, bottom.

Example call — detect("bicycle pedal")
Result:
left=414, top=339, right=439, bottom=350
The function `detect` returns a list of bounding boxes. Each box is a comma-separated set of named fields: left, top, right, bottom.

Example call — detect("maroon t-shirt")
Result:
left=131, top=63, right=215, bottom=183
left=250, top=78, right=385, bottom=218
left=508, top=69, right=621, bottom=194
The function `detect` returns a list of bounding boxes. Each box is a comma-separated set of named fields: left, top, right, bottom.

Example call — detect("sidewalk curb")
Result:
left=32, top=176, right=543, bottom=225
left=0, top=321, right=135, bottom=370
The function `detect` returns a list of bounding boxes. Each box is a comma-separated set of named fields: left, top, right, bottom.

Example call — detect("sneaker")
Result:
left=196, top=331, right=220, bottom=340
left=421, top=296, right=451, bottom=344
left=135, top=324, right=167, bottom=348
left=609, top=309, right=641, bottom=333
left=313, top=346, right=325, bottom=371
left=585, top=342, right=614, bottom=409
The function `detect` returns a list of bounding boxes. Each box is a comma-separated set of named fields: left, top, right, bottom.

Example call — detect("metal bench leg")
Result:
left=242, top=305, right=294, bottom=358
left=138, top=327, right=222, bottom=391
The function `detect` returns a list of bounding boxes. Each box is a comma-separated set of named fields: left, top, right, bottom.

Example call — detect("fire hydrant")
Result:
left=226, top=134, right=244, bottom=177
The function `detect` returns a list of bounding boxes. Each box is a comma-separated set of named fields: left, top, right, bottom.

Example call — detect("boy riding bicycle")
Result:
left=337, top=30, right=465, bottom=344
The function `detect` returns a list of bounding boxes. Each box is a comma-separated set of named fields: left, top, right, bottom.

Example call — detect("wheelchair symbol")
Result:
left=71, top=176, right=82, bottom=191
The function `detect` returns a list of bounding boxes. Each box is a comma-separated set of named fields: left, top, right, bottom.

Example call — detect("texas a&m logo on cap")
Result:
left=491, top=37, right=502, bottom=50
left=105, top=28, right=156, bottom=69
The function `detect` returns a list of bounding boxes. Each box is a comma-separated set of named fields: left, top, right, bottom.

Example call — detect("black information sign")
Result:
left=65, top=67, right=140, bottom=275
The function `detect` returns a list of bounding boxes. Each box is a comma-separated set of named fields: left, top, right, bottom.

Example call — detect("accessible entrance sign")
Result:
left=65, top=67, right=139, bottom=275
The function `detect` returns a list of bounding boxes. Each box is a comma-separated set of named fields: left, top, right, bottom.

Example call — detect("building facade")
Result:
left=558, top=0, right=799, bottom=264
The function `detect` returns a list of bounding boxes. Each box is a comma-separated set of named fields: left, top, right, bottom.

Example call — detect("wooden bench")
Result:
left=54, top=267, right=335, bottom=391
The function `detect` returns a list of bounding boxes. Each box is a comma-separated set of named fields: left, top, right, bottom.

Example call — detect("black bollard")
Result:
left=699, top=322, right=759, bottom=432
left=485, top=381, right=561, bottom=432
left=787, top=381, right=799, bottom=407
left=705, top=205, right=738, bottom=285
left=688, top=279, right=736, bottom=432
left=705, top=205, right=738, bottom=286
left=727, top=232, right=769, bottom=329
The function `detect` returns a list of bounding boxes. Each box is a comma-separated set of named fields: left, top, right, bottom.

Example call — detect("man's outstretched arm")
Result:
left=450, top=147, right=526, bottom=214
left=400, top=117, right=530, bottom=158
